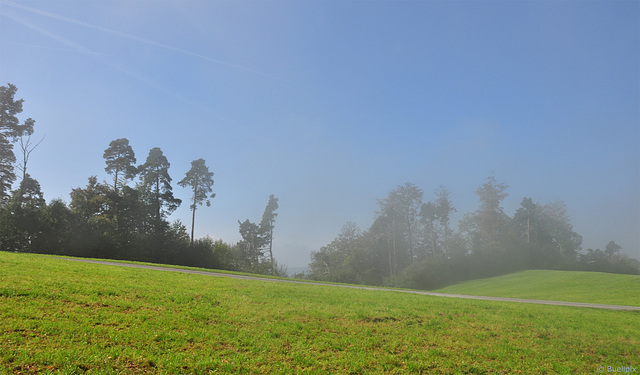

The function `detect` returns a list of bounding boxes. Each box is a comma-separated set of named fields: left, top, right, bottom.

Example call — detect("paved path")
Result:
left=63, top=258, right=640, bottom=311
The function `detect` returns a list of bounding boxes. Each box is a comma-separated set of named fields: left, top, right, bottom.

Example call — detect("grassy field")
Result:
left=1, top=252, right=638, bottom=374
left=435, top=270, right=640, bottom=307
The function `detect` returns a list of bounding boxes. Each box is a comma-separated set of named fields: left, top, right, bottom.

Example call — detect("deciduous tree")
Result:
left=0, top=174, right=46, bottom=251
left=69, top=176, right=115, bottom=257
left=605, top=240, right=621, bottom=258
left=237, top=219, right=263, bottom=270
left=461, top=175, right=510, bottom=254
left=308, top=222, right=362, bottom=282
left=514, top=197, right=536, bottom=244
left=377, top=182, right=423, bottom=266
left=420, top=201, right=438, bottom=258
left=434, top=185, right=456, bottom=255
left=17, top=134, right=44, bottom=185
left=538, top=201, right=582, bottom=263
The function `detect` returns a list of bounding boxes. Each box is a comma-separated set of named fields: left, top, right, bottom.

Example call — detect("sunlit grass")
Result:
left=1, top=252, right=638, bottom=374
left=434, top=269, right=640, bottom=306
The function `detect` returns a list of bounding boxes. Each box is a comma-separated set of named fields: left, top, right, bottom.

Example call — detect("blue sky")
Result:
left=1, top=0, right=638, bottom=268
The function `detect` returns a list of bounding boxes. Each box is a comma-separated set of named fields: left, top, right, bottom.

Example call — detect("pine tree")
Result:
left=138, top=147, right=181, bottom=234
left=103, top=138, right=137, bottom=194
left=0, top=84, right=35, bottom=199
left=259, top=194, right=279, bottom=273
left=178, top=159, right=215, bottom=246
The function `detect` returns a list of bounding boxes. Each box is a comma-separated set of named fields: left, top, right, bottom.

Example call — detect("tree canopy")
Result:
left=0, top=83, right=637, bottom=284
left=0, top=84, right=35, bottom=200
left=103, top=138, right=137, bottom=193
left=307, top=177, right=638, bottom=289
left=138, top=147, right=181, bottom=234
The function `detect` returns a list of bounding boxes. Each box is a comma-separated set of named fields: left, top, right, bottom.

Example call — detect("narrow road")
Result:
left=63, top=258, right=640, bottom=311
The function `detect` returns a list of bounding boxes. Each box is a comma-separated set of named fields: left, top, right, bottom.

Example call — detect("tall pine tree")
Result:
left=138, top=147, right=181, bottom=234
left=259, top=194, right=279, bottom=273
left=103, top=138, right=137, bottom=194
left=178, top=158, right=214, bottom=246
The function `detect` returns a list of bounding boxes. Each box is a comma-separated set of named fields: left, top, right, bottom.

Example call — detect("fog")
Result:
left=1, top=0, right=637, bottom=274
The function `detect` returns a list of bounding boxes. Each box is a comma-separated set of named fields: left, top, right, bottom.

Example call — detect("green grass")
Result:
left=434, top=270, right=640, bottom=307
left=1, top=252, right=638, bottom=374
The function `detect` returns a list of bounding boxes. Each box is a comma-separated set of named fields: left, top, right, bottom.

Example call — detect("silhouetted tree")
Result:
left=0, top=174, right=46, bottom=252
left=178, top=158, right=215, bottom=246
left=69, top=176, right=115, bottom=258
left=138, top=147, right=181, bottom=234
left=0, top=138, right=16, bottom=202
left=104, top=138, right=137, bottom=194
left=17, top=134, right=44, bottom=186
left=0, top=83, right=35, bottom=199
left=40, top=199, right=73, bottom=255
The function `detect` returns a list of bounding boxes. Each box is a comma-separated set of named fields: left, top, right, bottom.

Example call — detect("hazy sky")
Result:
left=1, top=0, right=638, bottom=268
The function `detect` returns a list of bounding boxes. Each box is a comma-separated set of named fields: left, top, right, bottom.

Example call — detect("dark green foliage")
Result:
left=0, top=137, right=16, bottom=201
left=0, top=84, right=35, bottom=139
left=0, top=175, right=46, bottom=252
left=0, top=86, right=283, bottom=277
left=178, top=158, right=215, bottom=210
left=64, top=174, right=192, bottom=264
left=0, top=85, right=637, bottom=284
left=39, top=199, right=74, bottom=255
left=0, top=84, right=35, bottom=200
left=138, top=147, right=181, bottom=234
left=0, top=132, right=275, bottom=276
left=103, top=138, right=137, bottom=193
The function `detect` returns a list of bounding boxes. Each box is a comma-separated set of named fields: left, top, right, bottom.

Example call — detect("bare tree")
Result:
left=17, top=134, right=44, bottom=183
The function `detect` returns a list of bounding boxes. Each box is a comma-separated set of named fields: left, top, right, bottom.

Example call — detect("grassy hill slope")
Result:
left=1, top=252, right=638, bottom=374
left=435, top=269, right=640, bottom=306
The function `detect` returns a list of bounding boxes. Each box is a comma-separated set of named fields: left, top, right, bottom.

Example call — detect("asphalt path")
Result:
left=63, top=258, right=640, bottom=311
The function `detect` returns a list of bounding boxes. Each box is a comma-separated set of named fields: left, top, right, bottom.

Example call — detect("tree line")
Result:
left=302, top=179, right=639, bottom=288
left=0, top=83, right=283, bottom=275
left=2, top=83, right=637, bottom=287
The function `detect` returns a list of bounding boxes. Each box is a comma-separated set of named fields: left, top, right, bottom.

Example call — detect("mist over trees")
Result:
left=236, top=194, right=283, bottom=275
left=306, top=180, right=640, bottom=289
left=0, top=83, right=638, bottom=286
